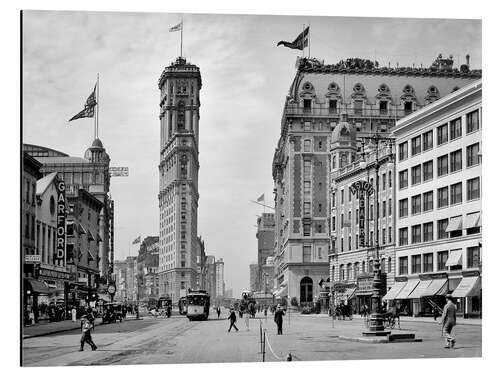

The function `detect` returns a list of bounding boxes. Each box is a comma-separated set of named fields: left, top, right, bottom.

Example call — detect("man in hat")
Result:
left=79, top=311, right=97, bottom=351
left=274, top=304, right=286, bottom=335
left=441, top=294, right=457, bottom=349
left=228, top=307, right=239, bottom=332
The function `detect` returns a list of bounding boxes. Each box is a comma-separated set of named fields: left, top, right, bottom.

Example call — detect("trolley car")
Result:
left=186, top=290, right=210, bottom=321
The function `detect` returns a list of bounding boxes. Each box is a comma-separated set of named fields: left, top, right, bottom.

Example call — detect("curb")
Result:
left=23, top=321, right=103, bottom=339
left=338, top=335, right=389, bottom=344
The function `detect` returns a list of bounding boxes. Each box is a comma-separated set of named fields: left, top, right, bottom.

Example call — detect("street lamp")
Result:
left=357, top=133, right=395, bottom=336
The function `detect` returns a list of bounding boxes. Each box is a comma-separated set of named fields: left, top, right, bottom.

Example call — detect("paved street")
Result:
left=22, top=310, right=481, bottom=366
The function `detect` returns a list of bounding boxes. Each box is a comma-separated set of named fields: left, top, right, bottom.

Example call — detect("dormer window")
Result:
left=303, top=99, right=312, bottom=112
left=354, top=100, right=363, bottom=115
left=404, top=101, right=413, bottom=115
left=329, top=99, right=337, bottom=113
left=379, top=101, right=388, bottom=115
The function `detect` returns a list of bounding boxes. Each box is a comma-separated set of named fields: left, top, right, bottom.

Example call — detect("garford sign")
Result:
left=349, top=180, right=374, bottom=247
left=56, top=180, right=66, bottom=263
left=25, top=254, right=41, bottom=263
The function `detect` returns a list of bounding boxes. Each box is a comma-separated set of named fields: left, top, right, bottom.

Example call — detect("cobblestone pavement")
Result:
left=22, top=311, right=481, bottom=366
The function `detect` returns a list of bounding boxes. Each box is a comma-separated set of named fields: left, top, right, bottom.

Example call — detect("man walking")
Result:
left=274, top=304, right=285, bottom=335
left=79, top=312, right=97, bottom=351
left=228, top=307, right=239, bottom=332
left=217, top=306, right=221, bottom=319
left=441, top=294, right=457, bottom=349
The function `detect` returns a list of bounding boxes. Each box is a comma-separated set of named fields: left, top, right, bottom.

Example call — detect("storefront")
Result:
left=452, top=272, right=481, bottom=318
left=23, top=277, right=50, bottom=325
left=393, top=278, right=419, bottom=316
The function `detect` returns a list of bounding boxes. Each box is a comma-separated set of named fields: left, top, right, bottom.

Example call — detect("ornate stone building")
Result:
left=272, top=55, right=481, bottom=306
left=158, top=57, right=202, bottom=302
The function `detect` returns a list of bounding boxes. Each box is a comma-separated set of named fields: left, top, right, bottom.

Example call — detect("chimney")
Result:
left=466, top=54, right=470, bottom=67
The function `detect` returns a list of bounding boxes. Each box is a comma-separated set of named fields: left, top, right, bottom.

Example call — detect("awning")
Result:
left=273, top=285, right=288, bottom=297
left=445, top=251, right=462, bottom=267
left=77, top=222, right=87, bottom=235
left=464, top=212, right=481, bottom=229
left=422, top=278, right=448, bottom=297
left=98, top=293, right=111, bottom=302
left=452, top=276, right=481, bottom=298
left=408, top=279, right=433, bottom=299
left=87, top=229, right=95, bottom=241
left=25, top=278, right=50, bottom=295
left=345, top=287, right=357, bottom=300
left=96, top=232, right=103, bottom=242
left=394, top=279, right=420, bottom=299
left=382, top=281, right=407, bottom=301
left=446, top=216, right=463, bottom=232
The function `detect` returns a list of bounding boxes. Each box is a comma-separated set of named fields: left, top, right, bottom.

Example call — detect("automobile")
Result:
left=102, top=302, right=124, bottom=323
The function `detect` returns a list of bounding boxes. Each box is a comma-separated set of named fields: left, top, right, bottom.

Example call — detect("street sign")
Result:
left=109, top=167, right=129, bottom=177
left=25, top=254, right=41, bottom=263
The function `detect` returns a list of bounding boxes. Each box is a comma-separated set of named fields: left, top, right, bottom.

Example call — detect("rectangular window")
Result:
left=388, top=198, right=392, bottom=216
left=304, top=181, right=311, bottom=200
left=423, top=160, right=433, bottom=181
left=423, top=253, right=434, bottom=273
left=399, top=198, right=408, bottom=218
left=411, top=165, right=421, bottom=185
left=304, top=223, right=311, bottom=236
left=304, top=159, right=312, bottom=176
left=466, top=143, right=480, bottom=167
left=382, top=173, right=386, bottom=191
left=411, top=224, right=421, bottom=244
left=404, top=101, right=413, bottom=115
left=450, top=117, right=462, bottom=140
left=437, top=251, right=449, bottom=271
left=423, top=222, right=433, bottom=242
left=411, top=255, right=421, bottom=274
left=437, top=155, right=449, bottom=176
left=450, top=182, right=462, bottom=205
left=423, top=191, right=433, bottom=211
left=411, top=135, right=421, bottom=156
left=382, top=228, right=386, bottom=244
left=303, top=246, right=312, bottom=262
left=354, top=100, right=363, bottom=115
left=399, top=142, right=408, bottom=161
left=399, top=227, right=408, bottom=246
left=382, top=200, right=386, bottom=217
left=399, top=169, right=408, bottom=189
left=379, top=101, right=388, bottom=114
left=341, top=189, right=344, bottom=204
left=411, top=195, right=421, bottom=215
left=437, top=187, right=449, bottom=208
left=422, top=130, right=433, bottom=151
left=467, top=177, right=480, bottom=201
left=329, top=100, right=338, bottom=113
left=388, top=226, right=392, bottom=243
left=399, top=257, right=408, bottom=275
left=304, top=140, right=312, bottom=152
left=450, top=150, right=462, bottom=173
left=303, top=99, right=311, bottom=112
left=438, top=219, right=449, bottom=239
left=467, top=246, right=480, bottom=268
left=466, top=110, right=479, bottom=133
left=437, top=124, right=448, bottom=145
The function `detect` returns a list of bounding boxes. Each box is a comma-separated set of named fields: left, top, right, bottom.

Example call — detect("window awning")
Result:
left=452, top=276, right=481, bottom=298
left=464, top=212, right=481, bottom=229
left=446, top=216, right=463, bottom=232
left=273, top=285, right=288, bottom=297
left=394, top=279, right=420, bottom=299
left=382, top=281, right=407, bottom=300
left=345, top=287, right=357, bottom=300
left=445, top=251, right=462, bottom=267
left=408, top=279, right=433, bottom=299
left=87, top=229, right=95, bottom=241
left=98, top=293, right=111, bottom=302
left=25, top=278, right=50, bottom=295
left=77, top=222, right=87, bottom=235
left=422, top=278, right=448, bottom=297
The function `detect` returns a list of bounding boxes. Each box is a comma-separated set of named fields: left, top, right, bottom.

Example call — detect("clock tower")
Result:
left=158, top=57, right=202, bottom=302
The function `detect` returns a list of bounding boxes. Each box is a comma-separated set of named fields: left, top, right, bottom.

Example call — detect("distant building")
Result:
left=205, top=255, right=216, bottom=299
left=215, top=258, right=225, bottom=298
left=125, top=256, right=138, bottom=301
left=256, top=213, right=275, bottom=291
left=224, top=289, right=233, bottom=299
left=249, top=263, right=259, bottom=292
left=113, top=260, right=128, bottom=302
left=137, top=236, right=160, bottom=301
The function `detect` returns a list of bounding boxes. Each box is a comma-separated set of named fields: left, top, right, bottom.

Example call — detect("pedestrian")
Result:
left=441, top=294, right=457, bottom=349
left=274, top=304, right=285, bottom=335
left=79, top=312, right=97, bottom=351
left=264, top=307, right=268, bottom=317
left=244, top=311, right=250, bottom=331
left=71, top=306, right=77, bottom=323
left=217, top=306, right=221, bottom=319
left=433, top=305, right=439, bottom=321
left=228, top=308, right=239, bottom=332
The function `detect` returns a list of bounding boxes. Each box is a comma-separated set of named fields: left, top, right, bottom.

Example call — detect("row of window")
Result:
left=336, top=257, right=393, bottom=281
left=399, top=143, right=480, bottom=189
left=398, top=109, right=480, bottom=161
left=398, top=246, right=480, bottom=275
left=333, top=198, right=393, bottom=231
left=336, top=226, right=393, bottom=252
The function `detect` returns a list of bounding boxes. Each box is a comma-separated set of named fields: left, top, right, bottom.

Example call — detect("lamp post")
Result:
left=356, top=132, right=395, bottom=335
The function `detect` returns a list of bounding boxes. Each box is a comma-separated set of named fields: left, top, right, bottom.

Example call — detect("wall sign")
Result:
left=56, top=180, right=66, bottom=264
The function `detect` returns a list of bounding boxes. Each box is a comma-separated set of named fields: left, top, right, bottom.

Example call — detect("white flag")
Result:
left=169, top=22, right=182, bottom=32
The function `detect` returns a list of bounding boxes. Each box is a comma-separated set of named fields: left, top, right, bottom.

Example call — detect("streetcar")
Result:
left=186, top=290, right=210, bottom=321
left=157, top=296, right=172, bottom=317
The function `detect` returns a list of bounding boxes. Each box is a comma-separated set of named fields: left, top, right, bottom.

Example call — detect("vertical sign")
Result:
left=358, top=189, right=365, bottom=247
left=56, top=180, right=66, bottom=265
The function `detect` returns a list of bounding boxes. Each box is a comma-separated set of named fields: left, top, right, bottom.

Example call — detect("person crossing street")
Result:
left=441, top=294, right=457, bottom=349
left=79, top=311, right=97, bottom=352
left=274, top=304, right=285, bottom=335
left=227, top=307, right=239, bottom=332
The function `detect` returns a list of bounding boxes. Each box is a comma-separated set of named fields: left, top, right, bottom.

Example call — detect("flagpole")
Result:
left=308, top=22, right=311, bottom=59
left=96, top=73, right=100, bottom=140
left=302, top=24, right=305, bottom=58
left=180, top=18, right=183, bottom=58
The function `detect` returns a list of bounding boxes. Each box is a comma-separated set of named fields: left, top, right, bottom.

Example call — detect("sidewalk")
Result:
left=291, top=312, right=482, bottom=326
left=23, top=318, right=103, bottom=339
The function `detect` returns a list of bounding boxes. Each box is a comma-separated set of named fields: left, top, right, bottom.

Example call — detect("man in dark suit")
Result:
left=274, top=305, right=285, bottom=335
left=441, top=294, right=457, bottom=348
left=228, top=307, right=239, bottom=332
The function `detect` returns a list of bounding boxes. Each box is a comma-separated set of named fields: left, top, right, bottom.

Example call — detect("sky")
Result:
left=22, top=11, right=481, bottom=295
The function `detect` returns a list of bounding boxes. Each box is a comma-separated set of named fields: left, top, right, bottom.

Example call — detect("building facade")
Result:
left=113, top=260, right=128, bottom=302
left=249, top=263, right=259, bottom=292
left=24, top=140, right=114, bottom=283
left=215, top=258, right=225, bottom=299
left=255, top=213, right=275, bottom=292
left=389, top=80, right=482, bottom=318
left=158, top=57, right=202, bottom=303
left=205, top=255, right=216, bottom=299
left=272, top=55, right=481, bottom=306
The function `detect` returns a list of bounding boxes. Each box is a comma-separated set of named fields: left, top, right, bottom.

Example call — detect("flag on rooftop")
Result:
left=68, top=84, right=97, bottom=122
left=169, top=22, right=182, bottom=32
left=257, top=194, right=265, bottom=202
left=277, top=26, right=309, bottom=50
left=132, top=236, right=141, bottom=245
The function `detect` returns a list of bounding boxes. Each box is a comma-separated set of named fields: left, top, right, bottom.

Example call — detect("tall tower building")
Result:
left=158, top=57, right=202, bottom=302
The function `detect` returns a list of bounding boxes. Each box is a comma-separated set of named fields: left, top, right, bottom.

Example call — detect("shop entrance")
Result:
left=300, top=276, right=313, bottom=303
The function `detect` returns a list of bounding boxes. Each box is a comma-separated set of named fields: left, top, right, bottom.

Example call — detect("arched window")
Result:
left=300, top=276, right=314, bottom=303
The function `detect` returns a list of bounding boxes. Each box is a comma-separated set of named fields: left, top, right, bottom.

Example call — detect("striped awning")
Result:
left=452, top=276, right=481, bottom=298
left=445, top=251, right=462, bottom=267
left=464, top=212, right=481, bottom=229
left=446, top=216, right=463, bottom=232
left=407, top=279, right=432, bottom=299
left=87, top=228, right=95, bottom=241
left=422, top=278, right=448, bottom=297
left=382, top=281, right=406, bottom=301
left=394, top=279, right=420, bottom=299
